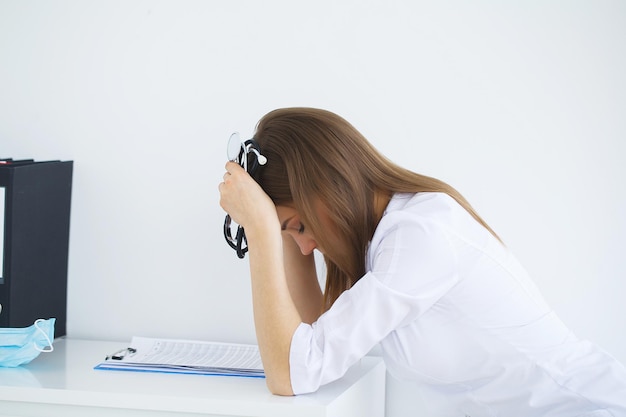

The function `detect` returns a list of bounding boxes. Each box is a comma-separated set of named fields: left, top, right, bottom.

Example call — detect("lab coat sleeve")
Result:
left=289, top=215, right=460, bottom=394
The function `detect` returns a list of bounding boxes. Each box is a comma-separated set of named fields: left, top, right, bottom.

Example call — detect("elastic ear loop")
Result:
left=33, top=319, right=54, bottom=352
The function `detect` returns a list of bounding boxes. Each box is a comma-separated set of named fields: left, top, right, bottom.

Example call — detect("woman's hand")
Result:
left=218, top=161, right=276, bottom=233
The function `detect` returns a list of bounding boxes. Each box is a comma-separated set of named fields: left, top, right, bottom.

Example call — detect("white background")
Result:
left=1, top=1, right=624, bottom=415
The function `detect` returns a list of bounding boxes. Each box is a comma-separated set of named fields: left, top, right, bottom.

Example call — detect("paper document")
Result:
left=94, top=336, right=264, bottom=378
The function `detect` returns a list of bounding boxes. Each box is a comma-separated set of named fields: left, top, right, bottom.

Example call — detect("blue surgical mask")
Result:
left=0, top=318, right=55, bottom=367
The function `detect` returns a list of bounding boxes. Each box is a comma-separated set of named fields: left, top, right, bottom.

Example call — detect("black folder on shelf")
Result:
left=0, top=159, right=73, bottom=336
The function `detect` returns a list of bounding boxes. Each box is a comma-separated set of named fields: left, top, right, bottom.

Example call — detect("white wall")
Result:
left=1, top=1, right=625, bottom=416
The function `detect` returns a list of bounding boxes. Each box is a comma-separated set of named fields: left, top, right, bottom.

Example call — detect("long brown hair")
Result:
left=253, top=107, right=499, bottom=311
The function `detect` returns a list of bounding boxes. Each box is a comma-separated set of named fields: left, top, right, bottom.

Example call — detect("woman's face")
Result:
left=276, top=205, right=319, bottom=256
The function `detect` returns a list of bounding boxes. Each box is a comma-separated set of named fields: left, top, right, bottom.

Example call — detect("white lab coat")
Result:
left=290, top=192, right=626, bottom=416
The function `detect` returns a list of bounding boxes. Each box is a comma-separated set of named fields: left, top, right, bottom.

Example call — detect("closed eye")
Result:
left=280, top=216, right=305, bottom=234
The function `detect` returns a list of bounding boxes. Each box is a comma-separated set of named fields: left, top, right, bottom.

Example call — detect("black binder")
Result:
left=0, top=159, right=73, bottom=336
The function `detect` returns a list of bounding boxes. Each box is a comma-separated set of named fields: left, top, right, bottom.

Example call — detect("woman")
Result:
left=219, top=108, right=626, bottom=415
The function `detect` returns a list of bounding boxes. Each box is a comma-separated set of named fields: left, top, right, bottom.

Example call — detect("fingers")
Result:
left=224, top=160, right=245, bottom=174
left=219, top=161, right=254, bottom=199
left=220, top=162, right=241, bottom=187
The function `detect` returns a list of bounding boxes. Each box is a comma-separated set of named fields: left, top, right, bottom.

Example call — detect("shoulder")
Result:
left=366, top=192, right=494, bottom=281
left=365, top=193, right=463, bottom=290
left=375, top=192, right=467, bottom=235
left=386, top=191, right=460, bottom=213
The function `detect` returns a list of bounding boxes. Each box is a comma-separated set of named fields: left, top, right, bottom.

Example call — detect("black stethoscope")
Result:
left=223, top=132, right=267, bottom=258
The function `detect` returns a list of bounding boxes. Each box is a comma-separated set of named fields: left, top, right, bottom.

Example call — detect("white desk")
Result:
left=0, top=338, right=385, bottom=417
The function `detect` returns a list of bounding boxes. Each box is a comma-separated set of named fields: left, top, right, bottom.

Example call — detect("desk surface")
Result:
left=0, top=338, right=385, bottom=417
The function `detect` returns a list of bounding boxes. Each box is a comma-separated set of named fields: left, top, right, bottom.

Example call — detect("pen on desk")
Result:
left=106, top=347, right=137, bottom=360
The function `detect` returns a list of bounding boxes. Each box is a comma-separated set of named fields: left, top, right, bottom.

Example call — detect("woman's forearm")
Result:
left=282, top=235, right=323, bottom=324
left=246, top=220, right=302, bottom=396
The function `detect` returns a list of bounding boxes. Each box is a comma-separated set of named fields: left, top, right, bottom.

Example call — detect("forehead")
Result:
left=275, top=205, right=299, bottom=222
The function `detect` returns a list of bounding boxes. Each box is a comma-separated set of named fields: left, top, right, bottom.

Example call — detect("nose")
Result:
left=292, top=234, right=317, bottom=256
